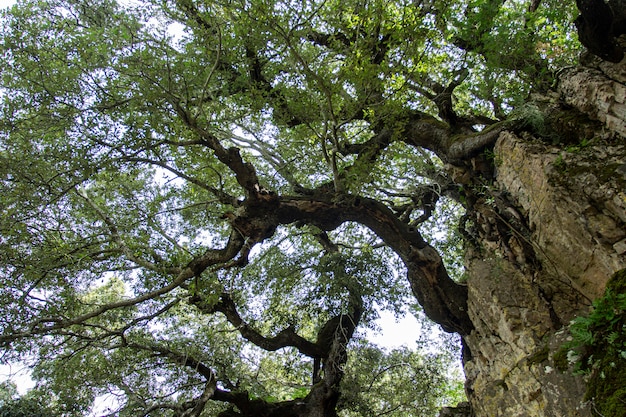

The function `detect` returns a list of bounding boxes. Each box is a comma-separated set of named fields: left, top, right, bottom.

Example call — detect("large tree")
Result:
left=0, top=0, right=624, bottom=416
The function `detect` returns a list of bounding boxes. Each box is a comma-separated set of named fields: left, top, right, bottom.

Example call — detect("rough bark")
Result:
left=276, top=194, right=473, bottom=335
left=176, top=60, right=626, bottom=416
left=131, top=8, right=624, bottom=415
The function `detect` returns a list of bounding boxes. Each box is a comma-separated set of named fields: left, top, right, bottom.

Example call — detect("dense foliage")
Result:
left=0, top=0, right=581, bottom=415
left=565, top=269, right=626, bottom=417
left=0, top=381, right=59, bottom=417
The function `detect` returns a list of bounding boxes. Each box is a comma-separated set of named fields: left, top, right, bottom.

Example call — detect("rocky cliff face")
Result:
left=461, top=60, right=626, bottom=416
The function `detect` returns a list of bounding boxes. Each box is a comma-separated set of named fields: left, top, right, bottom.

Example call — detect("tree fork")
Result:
left=206, top=188, right=472, bottom=336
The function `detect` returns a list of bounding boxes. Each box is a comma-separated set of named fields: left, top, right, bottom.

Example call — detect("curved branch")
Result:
left=275, top=194, right=472, bottom=334
left=446, top=124, right=509, bottom=161
left=192, top=292, right=324, bottom=358
left=402, top=111, right=513, bottom=162
left=123, top=336, right=316, bottom=417
left=181, top=379, right=218, bottom=417
left=407, top=68, right=469, bottom=126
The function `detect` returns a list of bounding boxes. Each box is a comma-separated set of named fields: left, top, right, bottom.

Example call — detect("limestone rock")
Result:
left=438, top=402, right=472, bottom=417
left=463, top=131, right=625, bottom=417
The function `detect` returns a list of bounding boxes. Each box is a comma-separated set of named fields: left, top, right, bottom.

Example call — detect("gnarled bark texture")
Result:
left=461, top=59, right=626, bottom=416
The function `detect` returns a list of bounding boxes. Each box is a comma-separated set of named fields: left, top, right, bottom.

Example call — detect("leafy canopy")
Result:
left=0, top=0, right=579, bottom=415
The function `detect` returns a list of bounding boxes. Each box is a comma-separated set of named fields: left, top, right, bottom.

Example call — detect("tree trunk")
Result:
left=461, top=58, right=626, bottom=416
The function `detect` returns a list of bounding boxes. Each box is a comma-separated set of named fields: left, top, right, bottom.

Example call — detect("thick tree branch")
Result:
left=401, top=111, right=514, bottom=163
left=446, top=125, right=509, bottom=161
left=273, top=194, right=472, bottom=334
left=407, top=68, right=469, bottom=127
left=192, top=292, right=324, bottom=358
left=203, top=290, right=362, bottom=417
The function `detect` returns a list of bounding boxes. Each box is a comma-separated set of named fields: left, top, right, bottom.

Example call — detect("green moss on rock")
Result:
left=586, top=363, right=626, bottom=417
left=551, top=348, right=569, bottom=372
left=528, top=345, right=549, bottom=365
left=607, top=268, right=626, bottom=294
left=582, top=268, right=626, bottom=416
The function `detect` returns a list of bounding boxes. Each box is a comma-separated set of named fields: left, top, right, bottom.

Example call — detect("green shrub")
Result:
left=565, top=269, right=626, bottom=416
